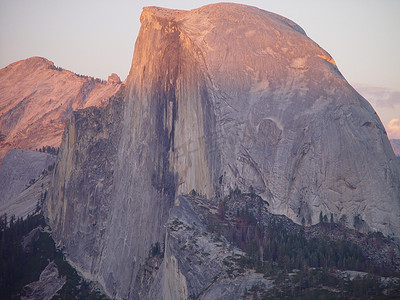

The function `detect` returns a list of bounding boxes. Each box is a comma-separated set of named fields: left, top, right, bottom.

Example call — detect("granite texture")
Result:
left=46, top=3, right=400, bottom=299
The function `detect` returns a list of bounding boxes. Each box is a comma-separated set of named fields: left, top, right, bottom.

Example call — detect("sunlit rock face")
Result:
left=129, top=3, right=399, bottom=237
left=46, top=3, right=400, bottom=299
left=0, top=57, right=121, bottom=162
left=108, top=73, right=121, bottom=85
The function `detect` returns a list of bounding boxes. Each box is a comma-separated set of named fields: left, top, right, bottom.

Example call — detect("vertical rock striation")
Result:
left=46, top=88, right=125, bottom=296
left=46, top=3, right=400, bottom=299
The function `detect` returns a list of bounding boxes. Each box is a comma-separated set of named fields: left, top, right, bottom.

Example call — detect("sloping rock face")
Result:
left=0, top=149, right=55, bottom=218
left=22, top=261, right=66, bottom=300
left=0, top=57, right=121, bottom=162
left=46, top=3, right=400, bottom=299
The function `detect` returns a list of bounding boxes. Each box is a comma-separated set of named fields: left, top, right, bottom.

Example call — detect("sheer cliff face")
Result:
left=130, top=4, right=399, bottom=236
left=46, top=90, right=125, bottom=292
left=0, top=57, right=121, bottom=162
left=46, top=3, right=400, bottom=299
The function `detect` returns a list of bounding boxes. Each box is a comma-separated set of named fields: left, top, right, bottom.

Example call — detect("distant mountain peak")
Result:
left=0, top=57, right=121, bottom=162
left=24, top=56, right=53, bottom=66
left=2, top=56, right=54, bottom=74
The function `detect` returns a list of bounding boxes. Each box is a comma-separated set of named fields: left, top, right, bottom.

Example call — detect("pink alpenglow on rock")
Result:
left=46, top=4, right=400, bottom=299
left=0, top=57, right=121, bottom=162
left=108, top=73, right=121, bottom=85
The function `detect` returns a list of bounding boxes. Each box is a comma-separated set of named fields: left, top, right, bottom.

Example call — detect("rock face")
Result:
left=148, top=195, right=273, bottom=300
left=45, top=88, right=126, bottom=296
left=107, top=73, right=121, bottom=85
left=0, top=57, right=121, bottom=162
left=21, top=227, right=42, bottom=253
left=0, top=149, right=55, bottom=218
left=46, top=3, right=400, bottom=299
left=22, top=261, right=66, bottom=300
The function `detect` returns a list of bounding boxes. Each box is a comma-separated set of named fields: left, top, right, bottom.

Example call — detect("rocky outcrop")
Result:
left=46, top=3, right=400, bottom=299
left=22, top=261, right=66, bottom=300
left=107, top=73, right=121, bottom=85
left=21, top=227, right=42, bottom=253
left=0, top=57, right=121, bottom=162
left=146, top=193, right=400, bottom=299
left=148, top=195, right=273, bottom=300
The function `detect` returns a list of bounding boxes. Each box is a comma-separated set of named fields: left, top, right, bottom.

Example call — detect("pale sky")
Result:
left=1, top=0, right=399, bottom=137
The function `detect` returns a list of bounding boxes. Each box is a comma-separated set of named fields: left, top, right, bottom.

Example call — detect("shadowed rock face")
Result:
left=0, top=57, right=121, bottom=162
left=45, top=88, right=126, bottom=295
left=0, top=149, right=56, bottom=218
left=22, top=261, right=66, bottom=300
left=46, top=3, right=400, bottom=299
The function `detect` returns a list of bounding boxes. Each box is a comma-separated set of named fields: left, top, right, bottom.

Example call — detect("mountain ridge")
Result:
left=0, top=56, right=121, bottom=162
